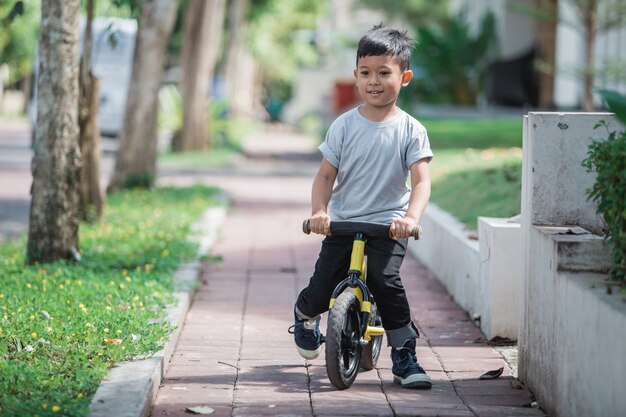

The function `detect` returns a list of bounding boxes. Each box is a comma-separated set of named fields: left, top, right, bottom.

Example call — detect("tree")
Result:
left=247, top=0, right=327, bottom=113
left=356, top=0, right=448, bottom=25
left=78, top=0, right=104, bottom=221
left=515, top=0, right=626, bottom=110
left=566, top=0, right=626, bottom=111
left=172, top=0, right=227, bottom=152
left=27, top=0, right=82, bottom=264
left=108, top=0, right=177, bottom=190
left=223, top=0, right=256, bottom=118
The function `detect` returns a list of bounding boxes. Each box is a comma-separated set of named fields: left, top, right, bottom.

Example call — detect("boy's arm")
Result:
left=390, top=158, right=431, bottom=240
left=310, top=159, right=338, bottom=235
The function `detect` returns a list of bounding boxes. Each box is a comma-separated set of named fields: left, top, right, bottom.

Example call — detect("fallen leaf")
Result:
left=186, top=406, right=215, bottom=414
left=479, top=367, right=503, bottom=380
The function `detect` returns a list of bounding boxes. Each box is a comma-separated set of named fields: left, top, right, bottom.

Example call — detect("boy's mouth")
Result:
left=368, top=90, right=383, bottom=96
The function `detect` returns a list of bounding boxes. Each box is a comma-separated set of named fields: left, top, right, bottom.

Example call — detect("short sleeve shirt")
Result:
left=319, top=107, right=433, bottom=223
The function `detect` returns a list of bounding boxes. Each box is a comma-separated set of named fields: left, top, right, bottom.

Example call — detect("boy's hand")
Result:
left=390, top=217, right=418, bottom=240
left=310, top=212, right=331, bottom=235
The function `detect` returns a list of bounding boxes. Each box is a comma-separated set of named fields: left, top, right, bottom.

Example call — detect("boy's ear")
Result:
left=354, top=69, right=358, bottom=80
left=401, top=70, right=413, bottom=86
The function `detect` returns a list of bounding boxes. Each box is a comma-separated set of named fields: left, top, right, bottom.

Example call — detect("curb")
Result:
left=88, top=205, right=227, bottom=417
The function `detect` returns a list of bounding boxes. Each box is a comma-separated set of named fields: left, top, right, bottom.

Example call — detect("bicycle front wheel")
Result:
left=325, top=292, right=362, bottom=389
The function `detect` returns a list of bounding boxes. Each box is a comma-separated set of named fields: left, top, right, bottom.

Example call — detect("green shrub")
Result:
left=582, top=89, right=626, bottom=286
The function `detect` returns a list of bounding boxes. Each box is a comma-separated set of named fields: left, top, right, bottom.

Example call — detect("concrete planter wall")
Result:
left=407, top=206, right=522, bottom=341
left=519, top=112, right=626, bottom=417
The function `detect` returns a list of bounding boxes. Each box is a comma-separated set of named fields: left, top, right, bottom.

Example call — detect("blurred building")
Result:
left=451, top=0, right=626, bottom=109
left=284, top=0, right=626, bottom=125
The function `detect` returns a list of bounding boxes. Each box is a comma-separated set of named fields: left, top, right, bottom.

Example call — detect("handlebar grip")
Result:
left=302, top=219, right=311, bottom=234
left=412, top=224, right=423, bottom=240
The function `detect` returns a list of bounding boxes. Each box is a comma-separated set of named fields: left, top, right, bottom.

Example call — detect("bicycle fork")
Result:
left=328, top=233, right=385, bottom=346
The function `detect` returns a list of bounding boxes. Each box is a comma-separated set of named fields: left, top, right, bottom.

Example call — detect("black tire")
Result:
left=360, top=303, right=383, bottom=371
left=325, top=292, right=362, bottom=389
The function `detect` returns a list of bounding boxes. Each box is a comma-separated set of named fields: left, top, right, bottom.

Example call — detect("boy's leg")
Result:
left=292, top=235, right=352, bottom=359
left=366, top=237, right=432, bottom=389
left=295, top=235, right=352, bottom=319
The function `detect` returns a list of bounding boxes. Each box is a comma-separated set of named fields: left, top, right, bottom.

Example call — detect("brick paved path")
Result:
left=151, top=127, right=545, bottom=417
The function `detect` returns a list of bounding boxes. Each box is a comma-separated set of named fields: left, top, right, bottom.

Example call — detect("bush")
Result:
left=582, top=89, right=626, bottom=286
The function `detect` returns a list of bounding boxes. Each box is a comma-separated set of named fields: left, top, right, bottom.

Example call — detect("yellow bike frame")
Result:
left=328, top=235, right=385, bottom=342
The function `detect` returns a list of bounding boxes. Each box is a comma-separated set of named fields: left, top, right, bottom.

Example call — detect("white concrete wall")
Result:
left=477, top=217, right=522, bottom=340
left=520, top=226, right=623, bottom=417
left=519, top=111, right=626, bottom=417
left=408, top=204, right=480, bottom=319
left=408, top=205, right=524, bottom=340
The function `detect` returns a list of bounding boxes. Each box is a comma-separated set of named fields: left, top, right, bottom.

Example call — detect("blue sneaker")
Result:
left=391, top=339, right=432, bottom=389
left=289, top=312, right=322, bottom=360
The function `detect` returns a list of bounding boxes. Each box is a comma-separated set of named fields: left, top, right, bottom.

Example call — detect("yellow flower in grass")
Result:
left=77, top=393, right=83, bottom=399
left=52, top=405, right=60, bottom=412
left=31, top=332, right=37, bottom=338
left=47, top=327, right=53, bottom=333
left=104, top=328, right=109, bottom=333
left=26, top=283, right=32, bottom=289
left=85, top=322, right=92, bottom=328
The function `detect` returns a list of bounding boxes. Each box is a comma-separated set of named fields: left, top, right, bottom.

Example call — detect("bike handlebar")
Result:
left=302, top=219, right=422, bottom=240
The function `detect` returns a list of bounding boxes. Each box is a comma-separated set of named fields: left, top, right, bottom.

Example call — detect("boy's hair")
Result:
left=357, top=25, right=413, bottom=71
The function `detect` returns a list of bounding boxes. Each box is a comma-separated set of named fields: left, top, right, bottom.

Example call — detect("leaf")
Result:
left=479, top=367, right=504, bottom=380
left=595, top=89, right=626, bottom=126
left=186, top=406, right=215, bottom=415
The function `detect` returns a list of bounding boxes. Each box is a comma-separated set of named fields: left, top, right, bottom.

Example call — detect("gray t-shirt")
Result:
left=319, top=107, right=433, bottom=223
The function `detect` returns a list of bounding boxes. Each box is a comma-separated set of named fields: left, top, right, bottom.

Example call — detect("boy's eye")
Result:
left=380, top=71, right=390, bottom=76
left=360, top=71, right=369, bottom=76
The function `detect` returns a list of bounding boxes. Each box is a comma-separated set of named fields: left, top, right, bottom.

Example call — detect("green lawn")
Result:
left=423, top=117, right=524, bottom=229
left=0, top=186, right=223, bottom=417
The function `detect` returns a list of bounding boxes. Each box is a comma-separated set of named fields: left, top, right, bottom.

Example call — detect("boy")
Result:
left=291, top=25, right=434, bottom=389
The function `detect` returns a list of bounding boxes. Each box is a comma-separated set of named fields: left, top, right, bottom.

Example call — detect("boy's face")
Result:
left=354, top=55, right=413, bottom=112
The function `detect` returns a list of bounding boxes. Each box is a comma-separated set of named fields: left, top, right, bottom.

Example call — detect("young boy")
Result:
left=292, top=25, right=434, bottom=389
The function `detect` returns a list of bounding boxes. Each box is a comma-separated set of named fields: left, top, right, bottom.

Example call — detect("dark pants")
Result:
left=295, top=235, right=418, bottom=347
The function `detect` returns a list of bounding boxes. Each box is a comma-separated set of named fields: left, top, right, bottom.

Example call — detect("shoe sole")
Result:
left=393, top=375, right=432, bottom=389
left=296, top=345, right=322, bottom=360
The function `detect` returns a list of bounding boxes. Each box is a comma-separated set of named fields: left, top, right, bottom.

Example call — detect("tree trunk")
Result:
left=27, top=0, right=82, bottom=264
left=78, top=0, right=104, bottom=221
left=172, top=0, right=226, bottom=152
left=535, top=0, right=558, bottom=108
left=79, top=75, right=104, bottom=220
left=224, top=0, right=255, bottom=118
left=582, top=0, right=597, bottom=111
left=108, top=0, right=178, bottom=190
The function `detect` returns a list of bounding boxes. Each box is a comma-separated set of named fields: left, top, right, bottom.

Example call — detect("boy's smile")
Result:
left=354, top=55, right=413, bottom=121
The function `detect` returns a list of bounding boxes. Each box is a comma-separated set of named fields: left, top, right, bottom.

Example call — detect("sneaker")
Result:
left=288, top=312, right=322, bottom=360
left=391, top=339, right=432, bottom=389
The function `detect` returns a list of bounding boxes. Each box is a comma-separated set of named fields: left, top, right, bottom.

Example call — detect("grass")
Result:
left=422, top=116, right=524, bottom=229
left=0, top=185, right=223, bottom=417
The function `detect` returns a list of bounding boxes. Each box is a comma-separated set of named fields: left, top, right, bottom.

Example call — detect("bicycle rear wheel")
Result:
left=360, top=303, right=383, bottom=371
left=325, top=292, right=362, bottom=389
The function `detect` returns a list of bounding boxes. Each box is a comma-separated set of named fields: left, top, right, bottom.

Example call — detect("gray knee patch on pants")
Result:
left=295, top=306, right=320, bottom=321
left=386, top=322, right=419, bottom=348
